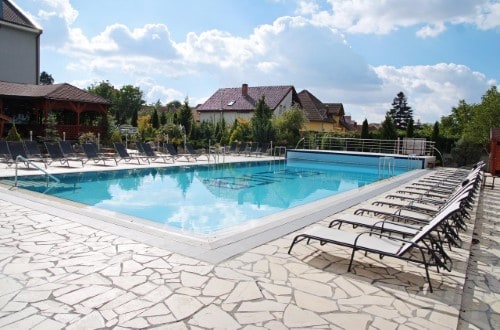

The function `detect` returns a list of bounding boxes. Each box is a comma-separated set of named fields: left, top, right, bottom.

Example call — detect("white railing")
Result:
left=14, top=155, right=60, bottom=188
left=302, top=136, right=435, bottom=156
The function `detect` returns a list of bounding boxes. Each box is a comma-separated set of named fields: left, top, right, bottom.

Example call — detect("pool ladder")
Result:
left=407, top=154, right=419, bottom=170
left=13, top=155, right=60, bottom=191
left=378, top=156, right=395, bottom=178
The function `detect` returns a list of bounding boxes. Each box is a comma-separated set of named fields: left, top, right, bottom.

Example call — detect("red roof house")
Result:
left=197, top=83, right=301, bottom=123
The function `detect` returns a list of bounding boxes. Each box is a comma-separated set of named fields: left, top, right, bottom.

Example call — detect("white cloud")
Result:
left=310, top=0, right=500, bottom=37
left=416, top=22, right=446, bottom=38
left=295, top=0, right=320, bottom=15
left=22, top=0, right=497, bottom=125
left=345, top=63, right=495, bottom=124
left=136, top=77, right=185, bottom=104
left=38, top=0, right=78, bottom=25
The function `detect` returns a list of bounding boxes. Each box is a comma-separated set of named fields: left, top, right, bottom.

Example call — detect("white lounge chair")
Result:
left=288, top=201, right=463, bottom=292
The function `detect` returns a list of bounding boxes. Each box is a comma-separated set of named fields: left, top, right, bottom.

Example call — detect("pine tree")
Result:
left=361, top=119, right=370, bottom=139
left=250, top=96, right=275, bottom=144
left=389, top=92, right=413, bottom=130
left=406, top=118, right=414, bottom=137
left=131, top=109, right=138, bottom=127
left=178, top=97, right=193, bottom=137
left=151, top=108, right=160, bottom=129
left=380, top=113, right=397, bottom=140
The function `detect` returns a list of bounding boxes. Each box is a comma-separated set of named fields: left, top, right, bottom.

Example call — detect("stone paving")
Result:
left=0, top=161, right=498, bottom=329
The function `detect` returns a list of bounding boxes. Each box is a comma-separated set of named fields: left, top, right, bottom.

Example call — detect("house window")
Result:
left=227, top=100, right=235, bottom=106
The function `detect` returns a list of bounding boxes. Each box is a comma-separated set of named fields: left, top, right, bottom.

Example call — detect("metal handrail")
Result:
left=14, top=155, right=60, bottom=187
left=303, top=135, right=435, bottom=156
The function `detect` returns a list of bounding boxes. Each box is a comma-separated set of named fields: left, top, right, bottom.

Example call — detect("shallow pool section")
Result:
left=4, top=159, right=407, bottom=234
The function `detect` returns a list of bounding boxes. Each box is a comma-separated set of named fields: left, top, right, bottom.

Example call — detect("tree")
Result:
left=462, top=86, right=500, bottom=149
left=272, top=105, right=307, bottom=146
left=380, top=113, right=397, bottom=140
left=389, top=91, right=413, bottom=130
left=115, top=85, right=144, bottom=125
left=440, top=100, right=474, bottom=139
left=431, top=121, right=440, bottom=142
left=131, top=109, right=138, bottom=127
left=360, top=119, right=370, bottom=139
left=6, top=124, right=22, bottom=141
left=39, top=71, right=54, bottom=85
left=160, top=112, right=167, bottom=126
left=87, top=80, right=119, bottom=119
left=151, top=108, right=160, bottom=129
left=229, top=119, right=252, bottom=143
left=178, top=97, right=193, bottom=137
left=251, top=96, right=275, bottom=144
left=406, top=118, right=414, bottom=137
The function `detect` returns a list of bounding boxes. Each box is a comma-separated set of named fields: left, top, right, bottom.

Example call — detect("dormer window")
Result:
left=227, top=100, right=236, bottom=106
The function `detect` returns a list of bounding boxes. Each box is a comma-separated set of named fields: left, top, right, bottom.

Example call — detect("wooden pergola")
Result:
left=0, top=81, right=111, bottom=140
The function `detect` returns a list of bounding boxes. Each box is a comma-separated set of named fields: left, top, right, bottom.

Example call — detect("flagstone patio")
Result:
left=0, top=159, right=498, bottom=329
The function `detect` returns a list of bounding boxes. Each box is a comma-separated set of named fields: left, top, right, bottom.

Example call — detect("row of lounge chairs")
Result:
left=0, top=140, right=214, bottom=169
left=224, top=141, right=270, bottom=157
left=288, top=161, right=485, bottom=292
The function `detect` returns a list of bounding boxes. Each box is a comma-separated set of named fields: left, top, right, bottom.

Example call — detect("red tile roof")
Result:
left=197, top=84, right=296, bottom=112
left=297, top=90, right=331, bottom=122
left=1, top=0, right=40, bottom=30
left=0, top=81, right=111, bottom=104
left=324, top=103, right=345, bottom=116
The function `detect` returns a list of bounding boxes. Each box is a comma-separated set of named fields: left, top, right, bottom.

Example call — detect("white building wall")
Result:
left=0, top=24, right=39, bottom=84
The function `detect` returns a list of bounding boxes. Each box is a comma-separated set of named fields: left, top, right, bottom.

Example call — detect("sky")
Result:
left=14, top=0, right=500, bottom=125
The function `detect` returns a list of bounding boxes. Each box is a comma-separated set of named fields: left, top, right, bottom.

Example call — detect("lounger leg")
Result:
left=347, top=248, right=357, bottom=272
left=288, top=235, right=305, bottom=254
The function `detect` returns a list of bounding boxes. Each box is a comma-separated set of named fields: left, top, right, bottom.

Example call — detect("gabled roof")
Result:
left=297, top=90, right=331, bottom=122
left=324, top=103, right=345, bottom=117
left=197, top=84, right=296, bottom=112
left=1, top=0, right=41, bottom=31
left=0, top=81, right=111, bottom=104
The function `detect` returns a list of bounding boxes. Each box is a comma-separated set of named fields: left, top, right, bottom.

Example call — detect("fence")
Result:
left=300, top=135, right=435, bottom=156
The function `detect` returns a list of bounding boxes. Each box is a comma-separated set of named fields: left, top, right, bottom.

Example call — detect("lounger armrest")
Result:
left=353, top=231, right=417, bottom=255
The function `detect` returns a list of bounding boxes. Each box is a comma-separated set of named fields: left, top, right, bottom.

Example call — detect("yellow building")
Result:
left=297, top=90, right=353, bottom=132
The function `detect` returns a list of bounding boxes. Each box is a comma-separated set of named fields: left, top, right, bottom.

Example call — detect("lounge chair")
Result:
left=82, top=142, right=117, bottom=166
left=6, top=141, right=47, bottom=168
left=359, top=170, right=481, bottom=223
left=237, top=142, right=248, bottom=155
left=59, top=140, right=83, bottom=158
left=185, top=143, right=212, bottom=161
left=252, top=143, right=270, bottom=157
left=113, top=142, right=145, bottom=164
left=0, top=140, right=11, bottom=165
left=164, top=143, right=194, bottom=162
left=24, top=140, right=46, bottom=159
left=136, top=142, right=173, bottom=163
left=288, top=201, right=463, bottom=292
left=44, top=142, right=84, bottom=167
left=226, top=141, right=238, bottom=155
left=329, top=189, right=474, bottom=251
left=245, top=142, right=259, bottom=156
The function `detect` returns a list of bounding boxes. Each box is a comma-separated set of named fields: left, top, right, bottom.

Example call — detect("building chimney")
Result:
left=242, top=83, right=248, bottom=96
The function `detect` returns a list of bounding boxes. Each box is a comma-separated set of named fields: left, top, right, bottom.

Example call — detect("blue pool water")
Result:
left=6, top=159, right=407, bottom=233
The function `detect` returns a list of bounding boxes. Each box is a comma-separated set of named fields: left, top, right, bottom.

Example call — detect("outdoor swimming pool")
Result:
left=4, top=158, right=408, bottom=234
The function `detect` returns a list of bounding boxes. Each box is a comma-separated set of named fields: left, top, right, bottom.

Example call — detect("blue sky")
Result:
left=15, top=0, right=500, bottom=124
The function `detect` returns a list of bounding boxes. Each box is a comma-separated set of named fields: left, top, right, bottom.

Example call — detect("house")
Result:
left=298, top=90, right=353, bottom=132
left=0, top=81, right=111, bottom=139
left=196, top=84, right=301, bottom=123
left=0, top=0, right=42, bottom=84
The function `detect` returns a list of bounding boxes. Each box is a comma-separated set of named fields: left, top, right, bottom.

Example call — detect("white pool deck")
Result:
left=0, top=154, right=498, bottom=329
